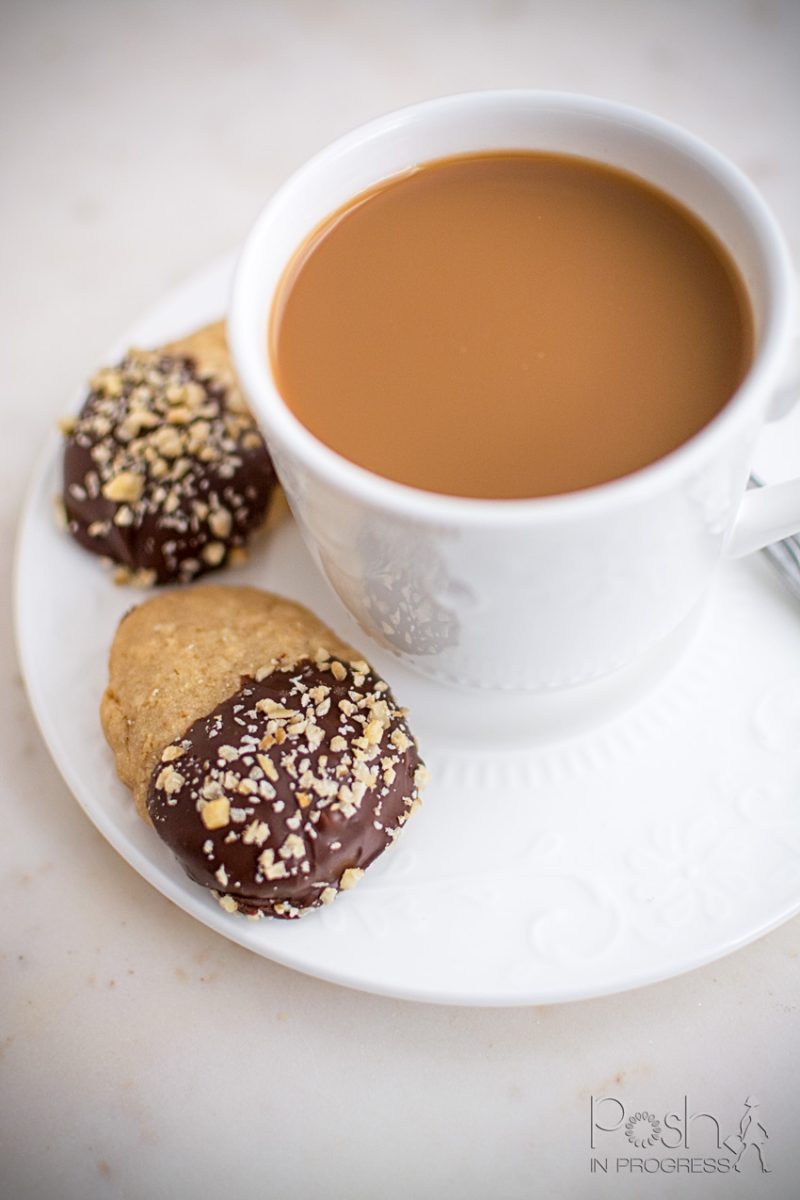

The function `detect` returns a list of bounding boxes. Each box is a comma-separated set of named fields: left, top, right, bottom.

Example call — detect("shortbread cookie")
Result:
left=101, top=586, right=426, bottom=918
left=61, top=321, right=277, bottom=585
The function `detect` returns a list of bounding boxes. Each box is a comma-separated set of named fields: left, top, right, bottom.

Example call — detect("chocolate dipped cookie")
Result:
left=101, top=586, right=427, bottom=918
left=61, top=321, right=278, bottom=585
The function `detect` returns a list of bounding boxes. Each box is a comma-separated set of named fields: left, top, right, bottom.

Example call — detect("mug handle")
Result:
left=727, top=342, right=800, bottom=558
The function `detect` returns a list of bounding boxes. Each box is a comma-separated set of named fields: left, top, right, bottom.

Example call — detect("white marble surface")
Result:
left=3, top=1, right=799, bottom=1197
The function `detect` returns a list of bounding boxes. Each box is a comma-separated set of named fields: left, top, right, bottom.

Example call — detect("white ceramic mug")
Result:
left=230, top=91, right=799, bottom=692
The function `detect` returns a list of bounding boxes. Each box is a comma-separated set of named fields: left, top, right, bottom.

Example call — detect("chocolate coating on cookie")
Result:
left=62, top=348, right=275, bottom=584
left=147, top=656, right=427, bottom=918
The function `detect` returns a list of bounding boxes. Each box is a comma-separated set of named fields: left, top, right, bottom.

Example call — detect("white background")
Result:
left=2, top=2, right=799, bottom=1197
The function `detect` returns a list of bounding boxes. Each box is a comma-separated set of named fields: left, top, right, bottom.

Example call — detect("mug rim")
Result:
left=229, top=89, right=795, bottom=528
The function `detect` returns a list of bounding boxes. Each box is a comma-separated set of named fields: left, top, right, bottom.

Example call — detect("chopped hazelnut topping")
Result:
left=363, top=719, right=383, bottom=745
left=201, top=797, right=231, bottom=830
left=208, top=507, right=232, bottom=539
left=390, top=729, right=412, bottom=753
left=101, top=471, right=144, bottom=503
left=256, top=698, right=295, bottom=719
left=160, top=744, right=185, bottom=763
left=339, top=867, right=364, bottom=891
left=166, top=405, right=192, bottom=425
left=414, top=765, right=430, bottom=789
left=155, top=764, right=185, bottom=795
left=151, top=425, right=184, bottom=459
left=256, top=753, right=278, bottom=781
left=90, top=368, right=123, bottom=396
left=257, top=847, right=275, bottom=872
left=265, top=860, right=289, bottom=881
left=243, top=820, right=270, bottom=847
left=202, top=777, right=224, bottom=801
left=279, top=833, right=306, bottom=860
left=113, top=505, right=134, bottom=527
left=306, top=724, right=325, bottom=750
left=201, top=541, right=226, bottom=567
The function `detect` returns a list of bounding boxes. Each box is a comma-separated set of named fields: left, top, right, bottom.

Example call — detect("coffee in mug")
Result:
left=270, top=151, right=754, bottom=499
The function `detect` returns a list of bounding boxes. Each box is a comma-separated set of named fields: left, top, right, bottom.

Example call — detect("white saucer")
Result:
left=14, top=255, right=800, bottom=1006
